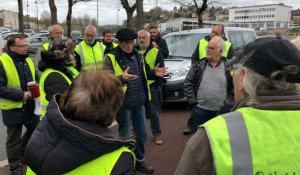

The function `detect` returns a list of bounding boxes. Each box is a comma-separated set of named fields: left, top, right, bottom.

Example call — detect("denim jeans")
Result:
left=191, top=106, right=218, bottom=133
left=150, top=85, right=162, bottom=136
left=116, top=105, right=148, bottom=161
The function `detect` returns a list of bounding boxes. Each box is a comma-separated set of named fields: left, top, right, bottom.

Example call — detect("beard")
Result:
left=85, top=39, right=95, bottom=45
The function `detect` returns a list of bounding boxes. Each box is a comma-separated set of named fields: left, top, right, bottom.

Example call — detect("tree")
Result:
left=174, top=0, right=208, bottom=28
left=120, top=0, right=137, bottom=29
left=17, top=0, right=24, bottom=34
left=136, top=0, right=143, bottom=30
left=66, top=0, right=93, bottom=38
left=49, top=0, right=58, bottom=24
left=40, top=11, right=51, bottom=29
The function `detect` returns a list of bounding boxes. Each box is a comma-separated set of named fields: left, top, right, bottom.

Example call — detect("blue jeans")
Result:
left=191, top=106, right=217, bottom=133
left=117, top=105, right=148, bottom=161
left=150, top=86, right=162, bottom=136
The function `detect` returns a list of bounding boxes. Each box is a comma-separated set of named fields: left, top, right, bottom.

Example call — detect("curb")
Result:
left=0, top=159, right=8, bottom=168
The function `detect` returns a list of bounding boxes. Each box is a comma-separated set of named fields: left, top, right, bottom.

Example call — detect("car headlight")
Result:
left=171, top=65, right=191, bottom=78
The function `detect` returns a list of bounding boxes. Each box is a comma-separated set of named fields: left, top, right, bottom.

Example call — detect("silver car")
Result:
left=26, top=36, right=47, bottom=53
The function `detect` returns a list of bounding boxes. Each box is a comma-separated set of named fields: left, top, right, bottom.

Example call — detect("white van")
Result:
left=162, top=27, right=257, bottom=102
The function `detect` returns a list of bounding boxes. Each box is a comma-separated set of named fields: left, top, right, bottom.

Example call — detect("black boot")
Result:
left=136, top=161, right=154, bottom=174
left=10, top=163, right=24, bottom=175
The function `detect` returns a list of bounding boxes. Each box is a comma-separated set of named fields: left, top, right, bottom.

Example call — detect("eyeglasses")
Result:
left=207, top=46, right=217, bottom=50
left=12, top=45, right=28, bottom=48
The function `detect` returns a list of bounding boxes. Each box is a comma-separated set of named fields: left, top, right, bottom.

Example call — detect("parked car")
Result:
left=26, top=36, right=47, bottom=53
left=162, top=27, right=257, bottom=102
left=0, top=34, right=4, bottom=55
left=71, top=31, right=82, bottom=40
left=24, top=29, right=35, bottom=36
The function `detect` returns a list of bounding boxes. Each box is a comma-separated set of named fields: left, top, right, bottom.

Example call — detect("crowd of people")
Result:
left=0, top=23, right=299, bottom=175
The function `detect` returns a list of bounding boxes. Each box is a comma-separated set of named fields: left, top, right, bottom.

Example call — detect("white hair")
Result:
left=84, top=25, right=97, bottom=34
left=291, top=36, right=300, bottom=51
left=211, top=36, right=225, bottom=55
left=138, top=30, right=150, bottom=38
left=48, top=24, right=64, bottom=34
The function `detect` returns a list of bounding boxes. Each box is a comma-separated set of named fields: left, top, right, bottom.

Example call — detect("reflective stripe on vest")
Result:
left=107, top=54, right=151, bottom=100
left=66, top=66, right=79, bottom=79
left=144, top=47, right=158, bottom=86
left=202, top=107, right=300, bottom=175
left=75, top=41, right=106, bottom=70
left=198, top=39, right=231, bottom=59
left=0, top=53, right=35, bottom=110
left=26, top=146, right=135, bottom=175
left=39, top=68, right=71, bottom=118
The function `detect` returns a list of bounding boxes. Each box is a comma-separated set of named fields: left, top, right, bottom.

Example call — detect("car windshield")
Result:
left=164, top=33, right=208, bottom=58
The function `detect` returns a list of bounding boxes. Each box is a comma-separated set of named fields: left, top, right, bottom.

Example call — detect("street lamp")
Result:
left=27, top=0, right=29, bottom=29
left=35, top=0, right=39, bottom=32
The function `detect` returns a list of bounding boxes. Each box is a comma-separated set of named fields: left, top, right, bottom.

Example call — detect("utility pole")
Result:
left=97, top=0, right=99, bottom=27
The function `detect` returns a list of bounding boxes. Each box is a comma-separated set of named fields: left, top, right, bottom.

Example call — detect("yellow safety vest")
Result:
left=202, top=107, right=300, bottom=175
left=106, top=53, right=151, bottom=101
left=198, top=39, right=231, bottom=59
left=26, top=146, right=135, bottom=175
left=74, top=41, right=106, bottom=70
left=0, top=53, right=35, bottom=110
left=39, top=68, right=71, bottom=117
left=42, top=42, right=50, bottom=51
left=142, top=48, right=159, bottom=86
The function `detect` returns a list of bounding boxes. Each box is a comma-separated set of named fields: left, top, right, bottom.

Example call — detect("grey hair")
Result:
left=85, top=25, right=97, bottom=34
left=48, top=24, right=64, bottom=34
left=235, top=64, right=300, bottom=105
left=212, top=36, right=225, bottom=55
left=138, top=30, right=150, bottom=38
left=291, top=36, right=300, bottom=51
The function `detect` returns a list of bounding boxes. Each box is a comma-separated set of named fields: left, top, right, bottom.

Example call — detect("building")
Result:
left=164, top=18, right=226, bottom=32
left=228, top=3, right=292, bottom=29
left=0, top=10, right=19, bottom=29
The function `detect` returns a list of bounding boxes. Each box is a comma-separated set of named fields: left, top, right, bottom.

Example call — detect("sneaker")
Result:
left=155, top=136, right=163, bottom=145
left=136, top=161, right=154, bottom=174
left=183, top=127, right=192, bottom=135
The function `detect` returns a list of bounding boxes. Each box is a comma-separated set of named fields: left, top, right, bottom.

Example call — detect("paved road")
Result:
left=0, top=102, right=192, bottom=175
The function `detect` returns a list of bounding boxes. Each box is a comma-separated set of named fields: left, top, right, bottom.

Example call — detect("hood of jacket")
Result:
left=24, top=94, right=134, bottom=175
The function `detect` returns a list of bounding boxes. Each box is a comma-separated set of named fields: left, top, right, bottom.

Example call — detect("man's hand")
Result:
left=152, top=41, right=158, bottom=48
left=123, top=66, right=138, bottom=82
left=154, top=63, right=167, bottom=77
left=23, top=91, right=32, bottom=102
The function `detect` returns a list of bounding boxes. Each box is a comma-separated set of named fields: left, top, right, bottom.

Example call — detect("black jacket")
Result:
left=151, top=35, right=169, bottom=58
left=24, top=95, right=135, bottom=175
left=0, top=51, right=39, bottom=127
left=38, top=54, right=73, bottom=102
left=184, top=58, right=233, bottom=105
left=191, top=35, right=234, bottom=64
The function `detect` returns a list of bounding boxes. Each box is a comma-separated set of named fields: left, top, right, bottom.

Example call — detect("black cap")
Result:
left=116, top=28, right=137, bottom=41
left=235, top=37, right=300, bottom=83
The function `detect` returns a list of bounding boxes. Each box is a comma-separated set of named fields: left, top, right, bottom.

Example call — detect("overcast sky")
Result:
left=0, top=0, right=299, bottom=25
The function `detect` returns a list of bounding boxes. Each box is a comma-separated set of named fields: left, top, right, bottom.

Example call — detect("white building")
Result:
left=164, top=18, right=226, bottom=32
left=228, top=3, right=292, bottom=29
left=165, top=18, right=199, bottom=32
left=0, top=10, right=19, bottom=29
